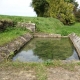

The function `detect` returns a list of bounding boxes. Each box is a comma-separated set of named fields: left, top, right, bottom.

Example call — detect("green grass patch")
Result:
left=56, top=23, right=80, bottom=36
left=0, top=27, right=29, bottom=46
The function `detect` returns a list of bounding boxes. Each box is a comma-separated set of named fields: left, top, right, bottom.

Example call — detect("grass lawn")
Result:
left=56, top=22, right=80, bottom=36
left=0, top=27, right=29, bottom=46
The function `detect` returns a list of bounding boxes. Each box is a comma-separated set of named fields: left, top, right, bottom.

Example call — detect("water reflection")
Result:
left=66, top=49, right=79, bottom=60
left=12, top=38, right=79, bottom=62
left=13, top=50, right=43, bottom=62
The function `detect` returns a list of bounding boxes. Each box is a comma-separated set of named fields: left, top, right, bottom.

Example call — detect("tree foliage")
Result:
left=75, top=9, right=80, bottom=22
left=31, top=0, right=77, bottom=24
left=47, top=0, right=75, bottom=24
left=31, top=0, right=49, bottom=17
left=65, top=0, right=80, bottom=22
left=65, top=0, right=79, bottom=15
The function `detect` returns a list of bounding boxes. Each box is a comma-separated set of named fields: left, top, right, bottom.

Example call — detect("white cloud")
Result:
left=0, top=0, right=36, bottom=16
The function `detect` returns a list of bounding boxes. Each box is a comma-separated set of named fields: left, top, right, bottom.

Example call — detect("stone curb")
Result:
left=69, top=33, right=80, bottom=58
left=33, top=33, right=61, bottom=38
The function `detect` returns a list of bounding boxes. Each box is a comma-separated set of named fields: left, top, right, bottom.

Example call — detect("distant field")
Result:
left=0, top=15, right=80, bottom=46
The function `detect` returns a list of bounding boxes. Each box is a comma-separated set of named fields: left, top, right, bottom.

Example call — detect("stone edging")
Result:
left=69, top=33, right=80, bottom=58
left=0, top=33, right=33, bottom=62
left=34, top=33, right=61, bottom=38
left=17, top=22, right=35, bottom=32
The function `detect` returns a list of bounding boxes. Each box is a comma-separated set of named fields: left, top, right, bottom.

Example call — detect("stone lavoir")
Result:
left=13, top=33, right=79, bottom=62
left=0, top=33, right=80, bottom=62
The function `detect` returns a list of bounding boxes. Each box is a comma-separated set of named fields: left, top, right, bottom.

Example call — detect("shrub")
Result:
left=0, top=19, right=15, bottom=31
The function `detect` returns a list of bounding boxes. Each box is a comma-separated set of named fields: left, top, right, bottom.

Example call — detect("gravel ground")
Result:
left=0, top=70, right=36, bottom=80
left=47, top=66, right=80, bottom=80
left=0, top=65, right=80, bottom=80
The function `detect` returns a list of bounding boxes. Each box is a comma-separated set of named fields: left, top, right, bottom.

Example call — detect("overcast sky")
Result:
left=0, top=0, right=80, bottom=17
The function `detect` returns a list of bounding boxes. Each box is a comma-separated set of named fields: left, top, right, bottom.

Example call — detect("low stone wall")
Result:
left=17, top=22, right=35, bottom=32
left=69, top=33, right=80, bottom=58
left=0, top=33, right=33, bottom=62
left=34, top=33, right=61, bottom=38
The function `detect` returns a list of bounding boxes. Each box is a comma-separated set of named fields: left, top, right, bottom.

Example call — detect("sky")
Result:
left=0, top=0, right=80, bottom=17
left=0, top=0, right=36, bottom=16
left=76, top=0, right=80, bottom=7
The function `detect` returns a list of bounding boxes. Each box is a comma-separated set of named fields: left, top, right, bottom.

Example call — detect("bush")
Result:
left=0, top=19, right=15, bottom=31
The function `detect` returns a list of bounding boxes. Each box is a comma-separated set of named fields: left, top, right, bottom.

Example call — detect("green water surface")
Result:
left=13, top=38, right=76, bottom=62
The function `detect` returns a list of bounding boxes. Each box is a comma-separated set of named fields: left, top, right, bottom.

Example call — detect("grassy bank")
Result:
left=0, top=15, right=64, bottom=33
left=0, top=15, right=80, bottom=46
left=0, top=15, right=80, bottom=35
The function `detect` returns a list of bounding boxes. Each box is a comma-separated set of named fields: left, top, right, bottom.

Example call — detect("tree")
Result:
left=31, top=0, right=75, bottom=24
left=65, top=0, right=79, bottom=14
left=47, top=0, right=75, bottom=24
left=31, top=0, right=49, bottom=17
left=75, top=9, right=80, bottom=22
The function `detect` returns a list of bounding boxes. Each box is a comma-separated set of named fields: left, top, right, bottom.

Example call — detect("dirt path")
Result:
left=47, top=66, right=80, bottom=80
left=0, top=70, right=36, bottom=80
left=0, top=64, right=80, bottom=80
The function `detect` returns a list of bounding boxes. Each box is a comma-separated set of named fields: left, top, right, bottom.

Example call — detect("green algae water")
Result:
left=12, top=38, right=79, bottom=62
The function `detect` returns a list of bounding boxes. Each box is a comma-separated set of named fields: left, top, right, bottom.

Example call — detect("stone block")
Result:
left=69, top=33, right=80, bottom=58
left=17, top=22, right=35, bottom=32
